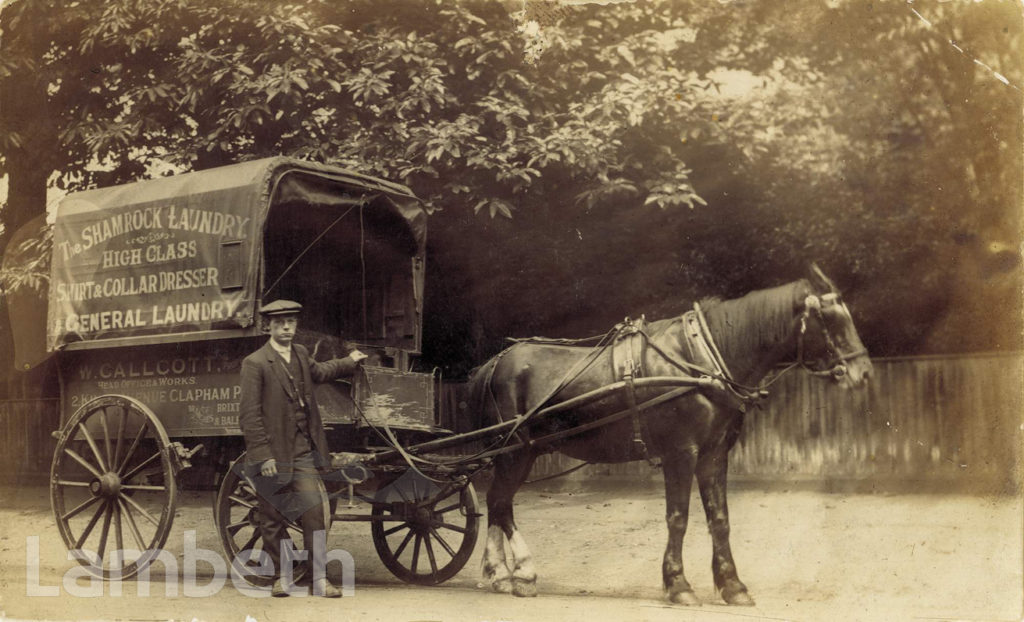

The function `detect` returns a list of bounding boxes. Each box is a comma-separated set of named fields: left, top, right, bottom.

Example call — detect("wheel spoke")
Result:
left=96, top=501, right=114, bottom=563
left=229, top=494, right=256, bottom=510
left=392, top=529, right=415, bottom=558
left=61, top=495, right=101, bottom=522
left=118, top=419, right=148, bottom=474
left=74, top=499, right=109, bottom=549
left=55, top=479, right=91, bottom=488
left=113, top=499, right=125, bottom=572
left=434, top=501, right=462, bottom=514
left=430, top=520, right=467, bottom=534
left=98, top=407, right=113, bottom=470
left=382, top=521, right=410, bottom=537
left=428, top=525, right=456, bottom=557
left=117, top=498, right=146, bottom=550
left=239, top=528, right=262, bottom=553
left=410, top=533, right=422, bottom=575
left=64, top=447, right=104, bottom=480
left=119, top=492, right=159, bottom=527
left=120, top=484, right=167, bottom=492
left=121, top=451, right=161, bottom=484
left=226, top=520, right=250, bottom=535
left=77, top=421, right=108, bottom=473
left=424, top=534, right=439, bottom=578
left=112, top=407, right=127, bottom=473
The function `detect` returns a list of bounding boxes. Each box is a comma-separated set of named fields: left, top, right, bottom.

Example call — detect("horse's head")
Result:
left=797, top=264, right=873, bottom=388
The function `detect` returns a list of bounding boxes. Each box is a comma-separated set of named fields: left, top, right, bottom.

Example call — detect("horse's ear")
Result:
left=807, top=262, right=839, bottom=293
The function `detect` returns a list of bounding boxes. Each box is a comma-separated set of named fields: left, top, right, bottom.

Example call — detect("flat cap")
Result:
left=259, top=299, right=303, bottom=316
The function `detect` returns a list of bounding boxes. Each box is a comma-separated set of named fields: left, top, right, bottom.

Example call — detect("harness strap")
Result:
left=623, top=368, right=646, bottom=455
left=613, top=317, right=659, bottom=465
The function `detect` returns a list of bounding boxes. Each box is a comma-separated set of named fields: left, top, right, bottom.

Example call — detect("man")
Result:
left=238, top=299, right=367, bottom=598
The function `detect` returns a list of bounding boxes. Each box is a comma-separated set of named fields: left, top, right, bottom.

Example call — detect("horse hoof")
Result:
left=722, top=589, right=755, bottom=606
left=490, top=578, right=512, bottom=594
left=512, top=579, right=538, bottom=598
left=667, top=590, right=701, bottom=606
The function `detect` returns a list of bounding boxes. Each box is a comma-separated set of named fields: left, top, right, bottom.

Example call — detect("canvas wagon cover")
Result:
left=45, top=157, right=424, bottom=354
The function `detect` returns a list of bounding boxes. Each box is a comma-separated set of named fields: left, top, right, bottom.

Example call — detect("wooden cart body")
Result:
left=29, top=157, right=435, bottom=436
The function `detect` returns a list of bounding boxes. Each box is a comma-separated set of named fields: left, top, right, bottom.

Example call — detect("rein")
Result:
left=353, top=290, right=867, bottom=480
left=642, top=292, right=865, bottom=408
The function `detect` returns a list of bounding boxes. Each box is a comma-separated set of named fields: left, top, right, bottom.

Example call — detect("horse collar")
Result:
left=689, top=304, right=763, bottom=410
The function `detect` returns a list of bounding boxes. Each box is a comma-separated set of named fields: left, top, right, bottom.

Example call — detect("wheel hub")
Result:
left=90, top=472, right=122, bottom=498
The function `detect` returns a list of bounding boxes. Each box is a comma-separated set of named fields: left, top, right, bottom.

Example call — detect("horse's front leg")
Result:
left=505, top=526, right=537, bottom=597
left=695, top=449, right=754, bottom=606
left=662, top=448, right=700, bottom=605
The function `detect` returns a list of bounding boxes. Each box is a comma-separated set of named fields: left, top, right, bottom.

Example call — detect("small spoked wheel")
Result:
left=370, top=472, right=480, bottom=585
left=50, top=395, right=177, bottom=580
left=214, top=453, right=330, bottom=587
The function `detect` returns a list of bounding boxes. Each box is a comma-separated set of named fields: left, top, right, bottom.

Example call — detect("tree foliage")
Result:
left=0, top=0, right=1020, bottom=379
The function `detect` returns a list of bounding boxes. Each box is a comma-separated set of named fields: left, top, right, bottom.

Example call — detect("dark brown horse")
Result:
left=465, top=266, right=872, bottom=605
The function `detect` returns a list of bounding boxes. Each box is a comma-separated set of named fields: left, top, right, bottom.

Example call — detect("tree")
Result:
left=1, top=0, right=1020, bottom=381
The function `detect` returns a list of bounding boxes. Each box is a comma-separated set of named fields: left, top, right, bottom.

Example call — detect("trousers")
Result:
left=254, top=452, right=329, bottom=578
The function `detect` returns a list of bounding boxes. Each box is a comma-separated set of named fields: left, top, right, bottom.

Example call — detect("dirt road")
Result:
left=0, top=483, right=1020, bottom=621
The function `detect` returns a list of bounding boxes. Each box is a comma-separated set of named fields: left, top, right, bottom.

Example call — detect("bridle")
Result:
left=796, top=292, right=868, bottom=380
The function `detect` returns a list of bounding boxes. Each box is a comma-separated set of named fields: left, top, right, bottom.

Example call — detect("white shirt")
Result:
left=268, top=338, right=292, bottom=364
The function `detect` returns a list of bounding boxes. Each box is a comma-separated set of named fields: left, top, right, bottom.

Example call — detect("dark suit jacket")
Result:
left=238, top=340, right=359, bottom=479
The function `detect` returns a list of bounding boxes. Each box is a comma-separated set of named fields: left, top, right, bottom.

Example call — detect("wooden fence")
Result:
left=443, top=352, right=1023, bottom=490
left=0, top=398, right=60, bottom=485
left=728, top=352, right=1021, bottom=490
left=2, top=353, right=1020, bottom=490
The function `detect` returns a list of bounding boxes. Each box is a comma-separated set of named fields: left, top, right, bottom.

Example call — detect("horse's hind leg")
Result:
left=696, top=448, right=754, bottom=606
left=483, top=450, right=538, bottom=597
left=662, top=447, right=701, bottom=606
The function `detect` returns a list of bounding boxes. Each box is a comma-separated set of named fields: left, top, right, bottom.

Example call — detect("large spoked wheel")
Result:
left=50, top=395, right=177, bottom=580
left=214, top=453, right=330, bottom=587
left=371, top=472, right=480, bottom=585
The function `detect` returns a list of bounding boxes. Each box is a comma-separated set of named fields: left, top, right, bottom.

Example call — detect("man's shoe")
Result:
left=312, top=577, right=342, bottom=598
left=271, top=578, right=290, bottom=597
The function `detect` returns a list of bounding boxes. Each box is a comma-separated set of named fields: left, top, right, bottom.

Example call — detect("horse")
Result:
left=464, top=265, right=872, bottom=606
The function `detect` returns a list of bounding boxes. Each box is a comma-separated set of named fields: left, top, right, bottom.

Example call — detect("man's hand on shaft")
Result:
left=349, top=349, right=368, bottom=363
left=261, top=458, right=277, bottom=476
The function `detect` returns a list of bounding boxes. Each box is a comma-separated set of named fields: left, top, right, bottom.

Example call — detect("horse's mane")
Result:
left=699, top=279, right=810, bottom=361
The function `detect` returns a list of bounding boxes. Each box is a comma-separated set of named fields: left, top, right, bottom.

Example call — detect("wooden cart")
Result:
left=5, top=157, right=484, bottom=584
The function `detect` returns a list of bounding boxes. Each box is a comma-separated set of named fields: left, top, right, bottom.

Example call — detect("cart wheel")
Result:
left=50, top=395, right=177, bottom=580
left=214, top=453, right=330, bottom=587
left=371, top=472, right=480, bottom=585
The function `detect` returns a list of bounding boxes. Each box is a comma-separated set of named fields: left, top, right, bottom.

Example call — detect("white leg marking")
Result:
left=481, top=525, right=512, bottom=593
left=507, top=528, right=538, bottom=597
